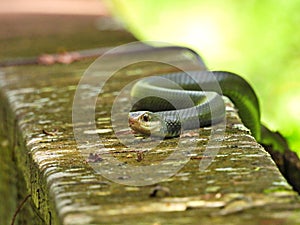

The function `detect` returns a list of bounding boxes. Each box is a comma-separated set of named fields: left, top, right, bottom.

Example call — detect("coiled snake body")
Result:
left=129, top=71, right=261, bottom=140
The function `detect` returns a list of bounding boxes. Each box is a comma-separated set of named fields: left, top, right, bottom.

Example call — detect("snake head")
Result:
left=128, top=111, right=165, bottom=137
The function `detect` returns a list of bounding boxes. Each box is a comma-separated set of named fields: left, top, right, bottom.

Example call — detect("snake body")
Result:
left=128, top=65, right=297, bottom=193
left=129, top=71, right=261, bottom=140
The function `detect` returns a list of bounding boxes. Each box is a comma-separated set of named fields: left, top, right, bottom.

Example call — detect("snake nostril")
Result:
left=128, top=117, right=136, bottom=125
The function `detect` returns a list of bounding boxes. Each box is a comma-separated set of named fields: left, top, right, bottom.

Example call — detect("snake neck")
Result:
left=158, top=113, right=182, bottom=138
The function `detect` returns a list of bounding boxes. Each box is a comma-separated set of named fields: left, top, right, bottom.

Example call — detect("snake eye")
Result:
left=142, top=113, right=150, bottom=122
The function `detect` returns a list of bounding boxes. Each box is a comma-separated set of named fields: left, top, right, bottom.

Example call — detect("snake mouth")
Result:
left=128, top=116, right=140, bottom=132
left=128, top=111, right=163, bottom=136
left=128, top=112, right=151, bottom=136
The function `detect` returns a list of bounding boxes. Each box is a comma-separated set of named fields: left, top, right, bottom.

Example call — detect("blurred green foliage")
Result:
left=107, top=0, right=300, bottom=155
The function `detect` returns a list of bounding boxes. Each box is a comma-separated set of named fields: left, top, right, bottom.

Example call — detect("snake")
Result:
left=128, top=70, right=261, bottom=140
left=125, top=48, right=296, bottom=192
